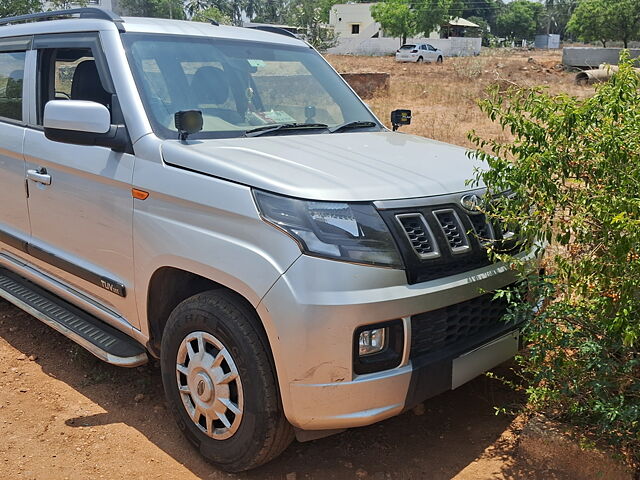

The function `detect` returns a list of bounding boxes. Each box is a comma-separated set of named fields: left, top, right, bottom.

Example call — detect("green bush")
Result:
left=469, top=53, right=640, bottom=468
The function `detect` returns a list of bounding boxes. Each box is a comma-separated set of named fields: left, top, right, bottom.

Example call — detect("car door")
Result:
left=0, top=38, right=31, bottom=257
left=419, top=44, right=428, bottom=61
left=427, top=44, right=438, bottom=62
left=22, top=33, right=139, bottom=328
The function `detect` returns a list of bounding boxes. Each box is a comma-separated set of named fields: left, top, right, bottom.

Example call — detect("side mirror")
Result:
left=391, top=109, right=412, bottom=131
left=43, top=100, right=130, bottom=152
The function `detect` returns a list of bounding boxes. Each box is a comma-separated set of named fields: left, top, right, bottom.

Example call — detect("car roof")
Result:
left=0, top=15, right=307, bottom=48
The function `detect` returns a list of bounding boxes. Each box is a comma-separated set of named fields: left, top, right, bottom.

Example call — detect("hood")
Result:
left=161, top=131, right=484, bottom=202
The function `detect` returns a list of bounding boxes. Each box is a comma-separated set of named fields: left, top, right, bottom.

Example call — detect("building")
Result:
left=329, top=2, right=381, bottom=39
left=440, top=17, right=481, bottom=39
left=534, top=34, right=561, bottom=49
left=327, top=3, right=481, bottom=56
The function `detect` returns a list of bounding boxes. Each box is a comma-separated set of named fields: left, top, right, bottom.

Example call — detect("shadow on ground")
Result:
left=0, top=299, right=546, bottom=479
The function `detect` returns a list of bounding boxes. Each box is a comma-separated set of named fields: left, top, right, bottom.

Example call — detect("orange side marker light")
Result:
left=132, top=188, right=149, bottom=200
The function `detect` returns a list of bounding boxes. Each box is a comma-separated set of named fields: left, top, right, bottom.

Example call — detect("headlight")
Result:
left=253, top=190, right=403, bottom=268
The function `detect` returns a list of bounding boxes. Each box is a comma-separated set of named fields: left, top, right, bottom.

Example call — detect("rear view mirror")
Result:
left=43, top=100, right=130, bottom=152
left=391, top=109, right=412, bottom=131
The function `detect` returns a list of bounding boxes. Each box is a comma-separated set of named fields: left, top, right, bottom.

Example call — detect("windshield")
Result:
left=399, top=45, right=416, bottom=50
left=122, top=33, right=380, bottom=139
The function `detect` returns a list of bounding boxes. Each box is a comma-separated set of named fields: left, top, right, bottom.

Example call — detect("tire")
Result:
left=436, top=56, right=443, bottom=64
left=160, top=290, right=293, bottom=472
left=416, top=56, right=424, bottom=63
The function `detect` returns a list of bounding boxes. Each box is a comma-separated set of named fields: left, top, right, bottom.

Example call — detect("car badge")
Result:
left=460, top=194, right=482, bottom=212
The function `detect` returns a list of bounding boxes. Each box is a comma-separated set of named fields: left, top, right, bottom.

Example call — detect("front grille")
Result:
left=433, top=209, right=469, bottom=252
left=397, top=214, right=439, bottom=259
left=377, top=192, right=521, bottom=284
left=468, top=213, right=494, bottom=245
left=410, top=292, right=516, bottom=360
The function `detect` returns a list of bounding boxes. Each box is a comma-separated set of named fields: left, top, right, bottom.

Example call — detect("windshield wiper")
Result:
left=244, top=123, right=328, bottom=137
left=329, top=121, right=378, bottom=133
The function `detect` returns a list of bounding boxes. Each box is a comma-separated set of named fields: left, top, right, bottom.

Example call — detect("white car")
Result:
left=396, top=43, right=444, bottom=63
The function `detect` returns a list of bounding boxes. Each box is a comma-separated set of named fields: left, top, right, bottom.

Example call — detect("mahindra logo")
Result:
left=460, top=194, right=482, bottom=212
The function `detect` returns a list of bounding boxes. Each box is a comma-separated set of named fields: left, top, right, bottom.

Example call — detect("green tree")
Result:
left=460, top=0, right=504, bottom=34
left=0, top=0, right=42, bottom=18
left=207, top=0, right=245, bottom=25
left=414, top=0, right=466, bottom=37
left=543, top=0, right=578, bottom=37
left=469, top=52, right=640, bottom=468
left=186, top=0, right=209, bottom=17
left=567, top=0, right=612, bottom=46
left=251, top=0, right=289, bottom=24
left=50, top=0, right=87, bottom=9
left=607, top=0, right=640, bottom=47
left=371, top=0, right=416, bottom=45
left=568, top=0, right=640, bottom=48
left=119, top=0, right=186, bottom=19
left=466, top=15, right=493, bottom=45
left=191, top=5, right=232, bottom=24
left=156, top=0, right=187, bottom=19
left=495, top=0, right=544, bottom=41
left=287, top=0, right=338, bottom=50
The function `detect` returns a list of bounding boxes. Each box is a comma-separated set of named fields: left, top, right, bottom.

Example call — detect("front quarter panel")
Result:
left=131, top=135, right=302, bottom=339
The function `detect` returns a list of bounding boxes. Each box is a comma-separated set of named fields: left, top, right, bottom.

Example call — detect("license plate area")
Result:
left=451, top=330, right=519, bottom=389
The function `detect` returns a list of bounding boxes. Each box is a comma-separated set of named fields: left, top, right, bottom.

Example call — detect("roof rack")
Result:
left=246, top=25, right=300, bottom=39
left=0, top=8, right=125, bottom=31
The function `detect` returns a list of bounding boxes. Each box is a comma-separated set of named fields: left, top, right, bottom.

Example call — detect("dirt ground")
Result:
left=326, top=50, right=593, bottom=149
left=0, top=50, right=587, bottom=480
left=0, top=300, right=570, bottom=480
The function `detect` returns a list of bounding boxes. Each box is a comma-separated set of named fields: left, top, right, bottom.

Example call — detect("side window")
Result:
left=421, top=45, right=427, bottom=50
left=37, top=47, right=112, bottom=125
left=0, top=51, right=26, bottom=121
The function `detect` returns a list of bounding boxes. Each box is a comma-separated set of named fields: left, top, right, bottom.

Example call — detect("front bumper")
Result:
left=258, top=250, right=534, bottom=431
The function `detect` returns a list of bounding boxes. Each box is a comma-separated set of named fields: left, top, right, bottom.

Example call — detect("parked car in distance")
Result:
left=396, top=43, right=444, bottom=63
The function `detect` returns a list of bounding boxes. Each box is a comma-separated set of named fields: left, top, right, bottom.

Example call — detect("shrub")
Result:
left=451, top=56, right=484, bottom=81
left=469, top=53, right=640, bottom=468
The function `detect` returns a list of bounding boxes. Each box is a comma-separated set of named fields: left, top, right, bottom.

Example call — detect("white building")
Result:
left=329, top=2, right=382, bottom=39
left=327, top=2, right=481, bottom=57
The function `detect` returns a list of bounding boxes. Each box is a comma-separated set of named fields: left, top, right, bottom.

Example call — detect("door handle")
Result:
left=27, top=168, right=51, bottom=186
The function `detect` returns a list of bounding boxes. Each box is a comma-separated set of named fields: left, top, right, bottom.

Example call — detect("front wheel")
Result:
left=436, top=56, right=443, bottom=64
left=160, top=290, right=293, bottom=472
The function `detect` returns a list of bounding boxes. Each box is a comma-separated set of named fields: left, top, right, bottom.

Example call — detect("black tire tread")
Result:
left=161, top=289, right=293, bottom=472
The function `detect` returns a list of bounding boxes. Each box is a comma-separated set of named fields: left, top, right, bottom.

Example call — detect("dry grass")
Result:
left=326, top=50, right=594, bottom=149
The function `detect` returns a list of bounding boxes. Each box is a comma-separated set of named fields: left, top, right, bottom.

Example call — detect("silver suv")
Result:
left=0, top=8, right=528, bottom=472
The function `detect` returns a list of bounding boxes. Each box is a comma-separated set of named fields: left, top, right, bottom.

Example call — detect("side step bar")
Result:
left=0, top=267, right=148, bottom=367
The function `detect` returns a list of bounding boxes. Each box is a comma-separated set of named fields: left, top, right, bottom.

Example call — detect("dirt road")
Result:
left=0, top=299, right=566, bottom=480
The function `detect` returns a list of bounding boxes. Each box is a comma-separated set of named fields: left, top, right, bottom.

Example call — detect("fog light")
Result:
left=359, top=328, right=387, bottom=356
left=353, top=320, right=403, bottom=374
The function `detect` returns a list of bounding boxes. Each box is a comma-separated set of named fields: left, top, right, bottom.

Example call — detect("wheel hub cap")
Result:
left=176, top=331, right=244, bottom=440
left=195, top=373, right=213, bottom=401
